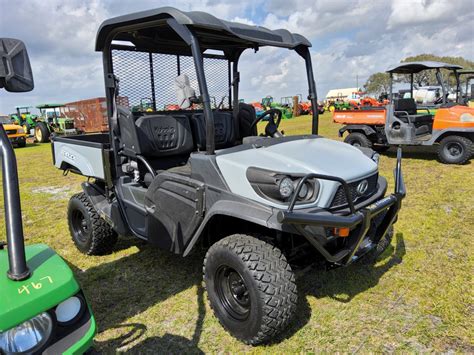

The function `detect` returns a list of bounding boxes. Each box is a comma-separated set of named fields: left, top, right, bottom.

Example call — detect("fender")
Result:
left=81, top=182, right=130, bottom=236
left=339, top=125, right=377, bottom=137
left=183, top=199, right=276, bottom=256
left=429, top=127, right=474, bottom=144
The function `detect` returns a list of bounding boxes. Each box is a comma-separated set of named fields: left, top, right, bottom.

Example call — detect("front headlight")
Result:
left=55, top=296, right=85, bottom=325
left=0, top=312, right=53, bottom=354
left=371, top=152, right=380, bottom=165
left=247, top=167, right=319, bottom=204
left=17, top=128, right=25, bottom=134
left=460, top=113, right=474, bottom=122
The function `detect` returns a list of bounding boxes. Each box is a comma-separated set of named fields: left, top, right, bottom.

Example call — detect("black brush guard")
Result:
left=277, top=148, right=406, bottom=265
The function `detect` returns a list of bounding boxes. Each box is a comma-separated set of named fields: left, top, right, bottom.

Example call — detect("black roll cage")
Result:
left=98, top=11, right=319, bottom=180
left=387, top=62, right=463, bottom=104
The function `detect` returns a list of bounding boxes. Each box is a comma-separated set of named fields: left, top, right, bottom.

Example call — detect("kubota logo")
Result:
left=356, top=180, right=368, bottom=196
left=63, top=151, right=76, bottom=161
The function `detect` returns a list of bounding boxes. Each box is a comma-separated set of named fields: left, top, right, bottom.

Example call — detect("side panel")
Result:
left=53, top=141, right=106, bottom=179
left=432, top=106, right=474, bottom=130
left=145, top=172, right=205, bottom=253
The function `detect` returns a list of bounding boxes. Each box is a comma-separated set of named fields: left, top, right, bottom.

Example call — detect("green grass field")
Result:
left=1, top=113, right=473, bottom=353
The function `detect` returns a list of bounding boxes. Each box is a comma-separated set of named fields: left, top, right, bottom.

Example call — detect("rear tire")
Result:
left=35, top=122, right=50, bottom=143
left=67, top=192, right=118, bottom=255
left=203, top=234, right=297, bottom=345
left=344, top=132, right=373, bottom=148
left=437, top=135, right=473, bottom=164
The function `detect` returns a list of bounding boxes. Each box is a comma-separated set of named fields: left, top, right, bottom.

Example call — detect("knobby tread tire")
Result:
left=344, top=132, right=373, bottom=148
left=68, top=192, right=117, bottom=255
left=438, top=135, right=473, bottom=165
left=203, top=234, right=297, bottom=345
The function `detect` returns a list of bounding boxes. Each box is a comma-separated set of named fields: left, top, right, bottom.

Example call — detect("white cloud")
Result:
left=0, top=0, right=473, bottom=114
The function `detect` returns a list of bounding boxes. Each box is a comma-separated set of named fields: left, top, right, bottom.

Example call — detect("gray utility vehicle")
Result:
left=52, top=8, right=406, bottom=345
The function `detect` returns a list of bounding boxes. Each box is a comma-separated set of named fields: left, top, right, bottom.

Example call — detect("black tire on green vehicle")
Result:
left=67, top=192, right=118, bottom=255
left=437, top=135, right=473, bottom=165
left=344, top=132, right=373, bottom=148
left=34, top=122, right=50, bottom=143
left=203, top=234, right=297, bottom=345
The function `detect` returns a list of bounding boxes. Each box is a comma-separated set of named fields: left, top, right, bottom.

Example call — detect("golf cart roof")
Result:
left=95, top=6, right=311, bottom=53
left=458, top=70, right=474, bottom=76
left=36, top=103, right=65, bottom=109
left=386, top=61, right=463, bottom=74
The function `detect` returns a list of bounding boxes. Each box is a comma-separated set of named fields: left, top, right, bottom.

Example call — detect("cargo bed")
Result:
left=333, top=107, right=387, bottom=125
left=52, top=134, right=111, bottom=181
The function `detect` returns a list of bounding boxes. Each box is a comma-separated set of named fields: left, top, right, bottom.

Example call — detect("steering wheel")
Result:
left=249, top=109, right=283, bottom=137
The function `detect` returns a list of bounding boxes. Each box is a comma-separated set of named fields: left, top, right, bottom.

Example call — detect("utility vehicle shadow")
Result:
left=68, top=241, right=208, bottom=352
left=269, top=234, right=405, bottom=343
left=69, top=237, right=311, bottom=351
left=301, top=233, right=406, bottom=303
left=94, top=322, right=204, bottom=353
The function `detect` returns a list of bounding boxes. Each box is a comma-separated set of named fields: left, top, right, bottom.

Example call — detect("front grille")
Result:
left=330, top=173, right=378, bottom=208
left=64, top=121, right=74, bottom=130
left=5, top=129, right=17, bottom=135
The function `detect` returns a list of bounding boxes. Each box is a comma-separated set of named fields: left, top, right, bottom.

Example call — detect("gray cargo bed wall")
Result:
left=53, top=134, right=110, bottom=180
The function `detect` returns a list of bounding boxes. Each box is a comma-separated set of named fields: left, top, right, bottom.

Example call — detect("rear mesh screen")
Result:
left=111, top=49, right=231, bottom=112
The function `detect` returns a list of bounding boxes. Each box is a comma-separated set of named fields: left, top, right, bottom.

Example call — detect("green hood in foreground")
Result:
left=0, top=244, right=79, bottom=331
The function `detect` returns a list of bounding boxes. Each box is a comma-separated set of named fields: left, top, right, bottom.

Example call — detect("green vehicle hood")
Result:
left=0, top=244, right=80, bottom=331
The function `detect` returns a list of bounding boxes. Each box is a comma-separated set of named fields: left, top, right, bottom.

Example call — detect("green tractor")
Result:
left=35, top=104, right=77, bottom=143
left=261, top=95, right=293, bottom=119
left=0, top=38, right=96, bottom=354
left=10, top=105, right=39, bottom=136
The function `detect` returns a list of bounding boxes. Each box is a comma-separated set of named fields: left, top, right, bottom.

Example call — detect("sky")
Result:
left=0, top=0, right=473, bottom=114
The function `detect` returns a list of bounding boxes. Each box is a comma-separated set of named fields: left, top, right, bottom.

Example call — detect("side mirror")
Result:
left=0, top=38, right=34, bottom=92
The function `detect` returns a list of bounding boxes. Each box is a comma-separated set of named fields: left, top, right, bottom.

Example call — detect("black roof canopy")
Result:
left=386, top=61, right=463, bottom=74
left=95, top=7, right=311, bottom=54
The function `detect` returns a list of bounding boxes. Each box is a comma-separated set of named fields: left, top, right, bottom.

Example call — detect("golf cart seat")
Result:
left=394, top=98, right=433, bottom=125
left=190, top=112, right=236, bottom=150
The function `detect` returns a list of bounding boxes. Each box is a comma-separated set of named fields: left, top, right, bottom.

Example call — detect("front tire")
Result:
left=344, top=132, right=373, bottom=148
left=67, top=192, right=118, bottom=255
left=35, top=122, right=50, bottom=143
left=203, top=234, right=297, bottom=345
left=437, top=135, right=473, bottom=164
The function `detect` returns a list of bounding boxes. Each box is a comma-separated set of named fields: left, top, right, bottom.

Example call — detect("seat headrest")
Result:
left=174, top=74, right=196, bottom=109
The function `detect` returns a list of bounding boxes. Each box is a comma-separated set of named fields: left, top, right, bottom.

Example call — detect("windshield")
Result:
left=0, top=116, right=12, bottom=124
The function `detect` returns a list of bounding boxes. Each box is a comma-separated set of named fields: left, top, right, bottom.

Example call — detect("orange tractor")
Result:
left=334, top=61, right=474, bottom=164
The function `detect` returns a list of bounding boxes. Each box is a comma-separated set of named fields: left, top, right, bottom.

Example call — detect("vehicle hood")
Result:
left=0, top=244, right=79, bottom=331
left=216, top=137, right=378, bottom=209
left=2, top=123, right=23, bottom=131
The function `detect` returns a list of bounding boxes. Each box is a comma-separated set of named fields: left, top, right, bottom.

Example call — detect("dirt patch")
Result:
left=31, top=186, right=73, bottom=199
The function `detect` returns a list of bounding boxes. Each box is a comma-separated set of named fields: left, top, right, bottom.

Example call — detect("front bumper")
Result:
left=277, top=148, right=406, bottom=265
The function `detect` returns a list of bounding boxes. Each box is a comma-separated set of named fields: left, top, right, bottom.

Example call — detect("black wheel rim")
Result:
left=71, top=210, right=89, bottom=243
left=444, top=142, right=463, bottom=157
left=215, top=265, right=250, bottom=321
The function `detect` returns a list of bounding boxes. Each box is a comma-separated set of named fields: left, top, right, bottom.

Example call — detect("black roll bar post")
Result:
left=0, top=125, right=30, bottom=281
left=296, top=46, right=319, bottom=135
